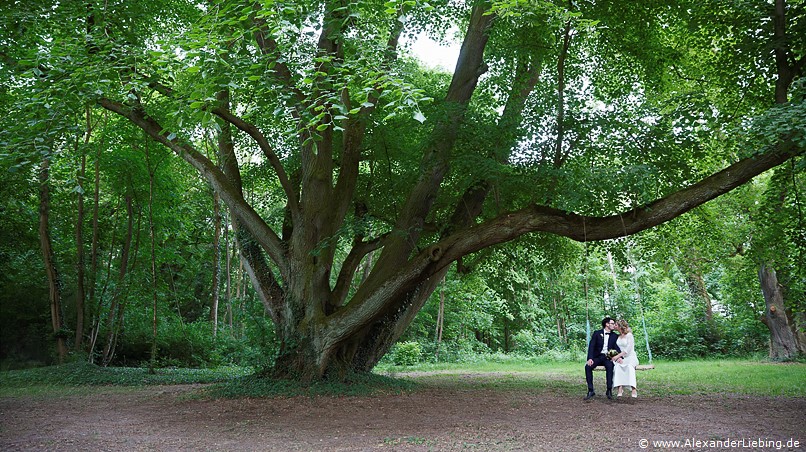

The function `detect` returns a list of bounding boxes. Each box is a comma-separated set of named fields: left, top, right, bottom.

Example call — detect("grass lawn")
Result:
left=380, top=358, right=806, bottom=397
left=1, top=357, right=803, bottom=398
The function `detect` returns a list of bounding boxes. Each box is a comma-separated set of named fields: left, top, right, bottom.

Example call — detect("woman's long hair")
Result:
left=616, top=319, right=632, bottom=335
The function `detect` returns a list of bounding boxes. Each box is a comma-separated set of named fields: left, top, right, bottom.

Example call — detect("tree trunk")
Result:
left=435, top=276, right=445, bottom=360
left=88, top=216, right=120, bottom=363
left=101, top=193, right=134, bottom=366
left=759, top=264, right=800, bottom=360
left=38, top=155, right=68, bottom=364
left=211, top=191, right=221, bottom=337
left=225, top=210, right=234, bottom=332
left=86, top=139, right=102, bottom=362
left=146, top=140, right=159, bottom=374
left=792, top=311, right=806, bottom=355
left=74, top=109, right=89, bottom=350
left=685, top=272, right=713, bottom=321
left=553, top=293, right=567, bottom=344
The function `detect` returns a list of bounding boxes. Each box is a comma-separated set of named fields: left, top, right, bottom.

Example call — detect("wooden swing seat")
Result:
left=593, top=364, right=655, bottom=371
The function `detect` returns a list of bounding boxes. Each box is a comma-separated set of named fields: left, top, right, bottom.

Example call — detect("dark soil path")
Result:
left=1, top=373, right=804, bottom=451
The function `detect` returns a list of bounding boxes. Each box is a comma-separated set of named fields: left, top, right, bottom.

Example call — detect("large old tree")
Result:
left=3, top=0, right=803, bottom=378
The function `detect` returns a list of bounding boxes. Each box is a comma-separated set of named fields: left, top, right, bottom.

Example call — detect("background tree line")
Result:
left=1, top=148, right=802, bottom=368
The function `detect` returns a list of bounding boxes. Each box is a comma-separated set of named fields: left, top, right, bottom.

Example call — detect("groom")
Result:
left=584, top=316, right=620, bottom=400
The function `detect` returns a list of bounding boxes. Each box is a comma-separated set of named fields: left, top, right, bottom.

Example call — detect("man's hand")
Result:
left=586, top=359, right=594, bottom=367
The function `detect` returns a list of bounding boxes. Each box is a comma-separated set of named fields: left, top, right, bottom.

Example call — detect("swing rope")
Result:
left=583, top=217, right=591, bottom=346
left=619, top=215, right=653, bottom=365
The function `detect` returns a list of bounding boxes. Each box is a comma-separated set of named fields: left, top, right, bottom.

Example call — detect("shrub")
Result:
left=392, top=341, right=422, bottom=366
left=511, top=330, right=548, bottom=355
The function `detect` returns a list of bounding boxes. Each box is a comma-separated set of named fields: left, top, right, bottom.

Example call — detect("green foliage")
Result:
left=511, top=330, right=547, bottom=353
left=110, top=313, right=278, bottom=369
left=391, top=341, right=422, bottom=366
left=0, top=361, right=248, bottom=392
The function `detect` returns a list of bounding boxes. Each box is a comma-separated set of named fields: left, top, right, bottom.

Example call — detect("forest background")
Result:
left=0, top=0, right=804, bottom=373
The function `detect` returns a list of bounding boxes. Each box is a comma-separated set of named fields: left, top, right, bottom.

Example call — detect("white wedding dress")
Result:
left=613, top=332, right=639, bottom=388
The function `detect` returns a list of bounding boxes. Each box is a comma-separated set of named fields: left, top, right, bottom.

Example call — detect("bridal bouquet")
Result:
left=607, top=349, right=620, bottom=359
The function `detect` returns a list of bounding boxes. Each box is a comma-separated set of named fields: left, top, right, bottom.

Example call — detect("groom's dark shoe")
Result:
left=584, top=391, right=595, bottom=400
left=606, top=389, right=613, bottom=400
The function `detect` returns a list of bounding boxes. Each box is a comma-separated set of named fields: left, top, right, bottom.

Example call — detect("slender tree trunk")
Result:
left=75, top=169, right=86, bottom=350
left=211, top=191, right=221, bottom=337
left=553, top=293, right=566, bottom=344
left=146, top=140, right=159, bottom=374
left=607, top=251, right=619, bottom=293
left=793, top=311, right=806, bottom=355
left=88, top=221, right=119, bottom=362
left=74, top=107, right=91, bottom=350
left=86, top=139, right=102, bottom=362
left=225, top=211, right=234, bottom=332
left=685, top=271, right=714, bottom=321
left=435, top=276, right=445, bottom=359
left=234, top=244, right=245, bottom=336
left=759, top=264, right=800, bottom=359
left=101, top=193, right=134, bottom=366
left=503, top=317, right=510, bottom=353
left=39, top=155, right=68, bottom=364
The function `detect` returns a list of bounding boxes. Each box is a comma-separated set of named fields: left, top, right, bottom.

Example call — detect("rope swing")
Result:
left=583, top=218, right=591, bottom=346
left=619, top=215, right=654, bottom=368
left=584, top=215, right=655, bottom=371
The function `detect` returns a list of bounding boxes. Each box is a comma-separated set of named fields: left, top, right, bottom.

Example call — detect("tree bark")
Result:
left=435, top=276, right=445, bottom=360
left=86, top=131, right=103, bottom=362
left=146, top=139, right=159, bottom=374
left=225, top=208, right=234, bottom=332
left=677, top=249, right=714, bottom=322
left=212, top=191, right=221, bottom=337
left=759, top=264, right=800, bottom=359
left=685, top=272, right=713, bottom=321
left=101, top=193, right=134, bottom=366
left=39, top=155, right=68, bottom=364
left=74, top=106, right=91, bottom=350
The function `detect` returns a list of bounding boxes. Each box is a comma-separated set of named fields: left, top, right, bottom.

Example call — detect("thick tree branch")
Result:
left=98, top=98, right=289, bottom=278
left=369, top=4, right=495, bottom=275
left=237, top=230, right=287, bottom=326
left=250, top=3, right=305, bottom=107
left=330, top=234, right=386, bottom=310
left=446, top=57, right=541, bottom=233
left=132, top=70, right=299, bottom=216
left=773, top=0, right=802, bottom=103
left=326, top=140, right=802, bottom=348
left=211, top=105, right=300, bottom=216
left=439, top=141, right=804, bottom=256
left=330, top=53, right=542, bottom=347
left=554, top=18, right=573, bottom=167
left=330, top=16, right=406, bottom=248
left=215, top=89, right=287, bottom=321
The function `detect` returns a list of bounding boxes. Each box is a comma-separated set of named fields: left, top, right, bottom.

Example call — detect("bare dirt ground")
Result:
left=1, top=372, right=804, bottom=451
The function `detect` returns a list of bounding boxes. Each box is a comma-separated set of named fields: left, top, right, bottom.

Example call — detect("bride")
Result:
left=612, top=319, right=639, bottom=397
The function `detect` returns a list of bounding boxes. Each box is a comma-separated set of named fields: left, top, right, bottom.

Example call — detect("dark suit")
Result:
left=585, top=329, right=621, bottom=393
